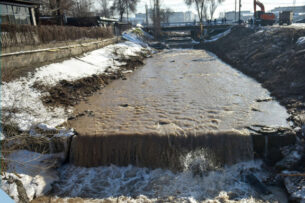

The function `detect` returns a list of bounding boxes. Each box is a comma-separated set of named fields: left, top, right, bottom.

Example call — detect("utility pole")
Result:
left=238, top=0, right=241, bottom=24
left=235, top=0, right=237, bottom=22
left=156, top=0, right=161, bottom=38
left=126, top=1, right=129, bottom=22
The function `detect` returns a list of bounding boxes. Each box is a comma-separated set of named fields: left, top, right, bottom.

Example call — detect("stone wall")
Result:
left=1, top=37, right=120, bottom=81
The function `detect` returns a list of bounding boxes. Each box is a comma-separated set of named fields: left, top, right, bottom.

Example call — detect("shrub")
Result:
left=0, top=24, right=114, bottom=48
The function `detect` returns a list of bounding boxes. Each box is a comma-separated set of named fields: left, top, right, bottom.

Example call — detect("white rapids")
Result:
left=51, top=150, right=286, bottom=202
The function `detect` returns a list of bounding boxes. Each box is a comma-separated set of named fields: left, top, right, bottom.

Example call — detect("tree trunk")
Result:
left=56, top=0, right=63, bottom=25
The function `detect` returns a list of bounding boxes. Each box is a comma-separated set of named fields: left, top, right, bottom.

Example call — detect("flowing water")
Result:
left=51, top=151, right=286, bottom=202
left=51, top=49, right=291, bottom=202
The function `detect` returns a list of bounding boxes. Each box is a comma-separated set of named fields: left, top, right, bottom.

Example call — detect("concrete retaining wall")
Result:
left=1, top=37, right=120, bottom=72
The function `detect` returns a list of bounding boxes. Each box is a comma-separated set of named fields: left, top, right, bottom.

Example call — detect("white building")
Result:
left=168, top=11, right=197, bottom=23
left=225, top=11, right=253, bottom=22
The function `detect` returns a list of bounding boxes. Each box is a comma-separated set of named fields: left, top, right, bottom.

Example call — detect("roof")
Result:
left=0, top=0, right=40, bottom=6
left=99, top=17, right=119, bottom=22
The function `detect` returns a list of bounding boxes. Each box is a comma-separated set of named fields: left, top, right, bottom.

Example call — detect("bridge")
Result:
left=144, top=22, right=232, bottom=40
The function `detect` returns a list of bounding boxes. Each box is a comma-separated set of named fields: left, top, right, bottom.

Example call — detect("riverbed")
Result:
left=47, top=49, right=291, bottom=202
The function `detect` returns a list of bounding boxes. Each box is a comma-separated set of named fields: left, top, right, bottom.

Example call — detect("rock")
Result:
left=246, top=174, right=271, bottom=195
left=251, top=127, right=296, bottom=162
left=14, top=178, right=30, bottom=203
left=276, top=145, right=304, bottom=171
left=1, top=150, right=63, bottom=202
left=266, top=148, right=284, bottom=166
left=283, top=172, right=305, bottom=202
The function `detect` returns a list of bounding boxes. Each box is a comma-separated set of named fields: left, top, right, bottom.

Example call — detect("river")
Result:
left=43, top=49, right=290, bottom=202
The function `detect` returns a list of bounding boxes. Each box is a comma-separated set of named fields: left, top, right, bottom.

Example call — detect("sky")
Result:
left=96, top=0, right=305, bottom=18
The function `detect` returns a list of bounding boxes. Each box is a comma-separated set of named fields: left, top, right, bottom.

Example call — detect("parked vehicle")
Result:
left=279, top=11, right=293, bottom=25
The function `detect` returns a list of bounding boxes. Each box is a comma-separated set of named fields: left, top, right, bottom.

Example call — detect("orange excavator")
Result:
left=254, top=0, right=276, bottom=26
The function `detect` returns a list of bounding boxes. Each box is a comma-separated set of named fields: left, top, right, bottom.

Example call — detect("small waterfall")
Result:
left=69, top=130, right=254, bottom=170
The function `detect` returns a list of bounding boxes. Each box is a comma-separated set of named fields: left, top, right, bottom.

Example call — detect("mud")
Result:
left=198, top=26, right=305, bottom=201
left=38, top=56, right=145, bottom=107
left=68, top=49, right=291, bottom=169
left=199, top=26, right=305, bottom=127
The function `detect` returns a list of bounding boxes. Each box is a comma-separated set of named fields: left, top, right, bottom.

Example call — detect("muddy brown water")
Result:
left=68, top=49, right=289, bottom=169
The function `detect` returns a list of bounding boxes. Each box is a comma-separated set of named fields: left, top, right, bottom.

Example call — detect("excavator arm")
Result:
left=254, top=0, right=265, bottom=13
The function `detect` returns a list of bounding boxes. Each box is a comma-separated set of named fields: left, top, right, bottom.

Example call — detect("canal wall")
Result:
left=1, top=37, right=120, bottom=82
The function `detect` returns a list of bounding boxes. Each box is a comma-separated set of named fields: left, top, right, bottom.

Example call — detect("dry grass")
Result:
left=1, top=24, right=113, bottom=48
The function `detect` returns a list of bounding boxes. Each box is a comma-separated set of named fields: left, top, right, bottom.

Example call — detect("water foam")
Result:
left=52, top=150, right=279, bottom=202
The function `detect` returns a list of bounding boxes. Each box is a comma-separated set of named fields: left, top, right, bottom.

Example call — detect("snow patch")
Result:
left=1, top=41, right=148, bottom=131
left=296, top=36, right=305, bottom=46
left=204, top=28, right=232, bottom=43
left=1, top=150, right=64, bottom=202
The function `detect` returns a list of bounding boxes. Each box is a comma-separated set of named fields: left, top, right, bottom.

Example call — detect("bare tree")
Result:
left=185, top=0, right=206, bottom=27
left=98, top=0, right=112, bottom=18
left=151, top=0, right=162, bottom=38
left=72, top=0, right=93, bottom=17
left=209, top=0, right=217, bottom=20
left=208, top=0, right=225, bottom=20
left=39, top=0, right=74, bottom=16
left=185, top=0, right=225, bottom=37
left=111, top=0, right=140, bottom=22
left=161, top=8, right=173, bottom=24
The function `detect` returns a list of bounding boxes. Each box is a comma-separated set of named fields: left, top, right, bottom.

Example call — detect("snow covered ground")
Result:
left=2, top=150, right=64, bottom=202
left=204, top=28, right=232, bottom=43
left=1, top=34, right=151, bottom=202
left=1, top=41, right=149, bottom=132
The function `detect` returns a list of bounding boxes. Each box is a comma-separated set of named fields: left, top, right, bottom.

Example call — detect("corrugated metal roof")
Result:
left=0, top=0, right=40, bottom=5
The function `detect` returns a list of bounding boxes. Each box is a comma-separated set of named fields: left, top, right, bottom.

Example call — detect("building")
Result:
left=225, top=11, right=253, bottom=22
left=169, top=12, right=185, bottom=23
left=184, top=11, right=198, bottom=22
left=271, top=6, right=305, bottom=13
left=271, top=6, right=305, bottom=22
left=134, top=13, right=148, bottom=25
left=0, top=0, right=40, bottom=25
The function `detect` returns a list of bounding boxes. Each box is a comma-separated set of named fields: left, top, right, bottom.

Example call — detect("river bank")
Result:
left=1, top=30, right=152, bottom=202
left=2, top=26, right=305, bottom=203
left=197, top=25, right=305, bottom=202
left=31, top=48, right=294, bottom=203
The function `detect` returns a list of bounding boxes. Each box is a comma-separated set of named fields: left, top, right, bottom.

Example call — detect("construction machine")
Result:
left=279, top=11, right=293, bottom=25
left=254, top=0, right=276, bottom=26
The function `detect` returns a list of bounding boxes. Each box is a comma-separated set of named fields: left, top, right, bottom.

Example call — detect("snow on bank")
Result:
left=1, top=150, right=64, bottom=202
left=1, top=36, right=150, bottom=202
left=122, top=28, right=154, bottom=48
left=1, top=41, right=149, bottom=131
left=204, top=28, right=232, bottom=43
left=297, top=36, right=305, bottom=46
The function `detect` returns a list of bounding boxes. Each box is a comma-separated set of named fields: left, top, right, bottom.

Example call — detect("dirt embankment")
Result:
left=198, top=26, right=305, bottom=201
left=36, top=55, right=147, bottom=107
left=198, top=26, right=305, bottom=127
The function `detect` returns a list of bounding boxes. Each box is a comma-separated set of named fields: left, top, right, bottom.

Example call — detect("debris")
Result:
left=296, top=36, right=305, bottom=46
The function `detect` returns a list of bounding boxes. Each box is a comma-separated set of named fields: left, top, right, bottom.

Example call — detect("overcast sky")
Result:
left=96, top=0, right=305, bottom=18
